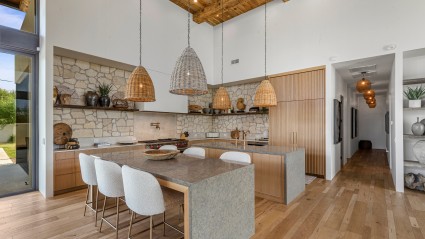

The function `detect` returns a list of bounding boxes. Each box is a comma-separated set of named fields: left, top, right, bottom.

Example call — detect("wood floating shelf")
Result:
left=187, top=112, right=268, bottom=116
left=403, top=78, right=425, bottom=85
left=404, top=134, right=425, bottom=139
left=53, top=104, right=139, bottom=112
left=404, top=107, right=425, bottom=111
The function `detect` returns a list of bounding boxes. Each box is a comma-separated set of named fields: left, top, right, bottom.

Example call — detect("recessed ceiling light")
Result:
left=383, top=44, right=397, bottom=51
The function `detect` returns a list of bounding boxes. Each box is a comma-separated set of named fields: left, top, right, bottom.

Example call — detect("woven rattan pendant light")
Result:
left=213, top=0, right=231, bottom=110
left=254, top=0, right=277, bottom=107
left=356, top=72, right=371, bottom=93
left=125, top=0, right=155, bottom=102
left=169, top=0, right=208, bottom=96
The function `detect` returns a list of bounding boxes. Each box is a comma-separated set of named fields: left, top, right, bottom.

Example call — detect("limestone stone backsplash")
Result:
left=135, top=113, right=178, bottom=141
left=212, top=114, right=269, bottom=140
left=176, top=115, right=213, bottom=135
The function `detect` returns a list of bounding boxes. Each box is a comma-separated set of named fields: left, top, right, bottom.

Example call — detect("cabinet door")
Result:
left=253, top=153, right=284, bottom=200
left=293, top=69, right=326, bottom=100
left=271, top=74, right=294, bottom=102
left=270, top=101, right=298, bottom=146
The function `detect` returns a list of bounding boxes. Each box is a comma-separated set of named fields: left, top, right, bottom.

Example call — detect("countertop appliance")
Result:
left=205, top=132, right=219, bottom=138
left=139, top=138, right=188, bottom=152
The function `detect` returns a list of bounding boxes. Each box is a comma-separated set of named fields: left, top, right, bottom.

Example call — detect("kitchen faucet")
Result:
left=150, top=122, right=160, bottom=130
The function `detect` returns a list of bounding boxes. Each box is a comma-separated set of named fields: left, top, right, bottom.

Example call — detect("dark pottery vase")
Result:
left=99, top=96, right=111, bottom=107
left=85, top=91, right=99, bottom=106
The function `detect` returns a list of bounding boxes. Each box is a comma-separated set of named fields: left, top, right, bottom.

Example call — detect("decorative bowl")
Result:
left=143, top=150, right=180, bottom=161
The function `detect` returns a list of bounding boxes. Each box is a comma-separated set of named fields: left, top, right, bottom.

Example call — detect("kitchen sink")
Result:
left=247, top=141, right=267, bottom=146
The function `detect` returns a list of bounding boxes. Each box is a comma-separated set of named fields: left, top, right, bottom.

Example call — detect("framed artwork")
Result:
left=334, top=99, right=342, bottom=144
left=351, top=107, right=358, bottom=138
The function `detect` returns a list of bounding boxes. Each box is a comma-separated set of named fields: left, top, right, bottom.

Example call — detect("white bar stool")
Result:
left=122, top=165, right=184, bottom=239
left=94, top=158, right=126, bottom=238
left=220, top=151, right=252, bottom=164
left=183, top=147, right=205, bottom=158
left=79, top=153, right=101, bottom=226
left=159, top=145, right=178, bottom=150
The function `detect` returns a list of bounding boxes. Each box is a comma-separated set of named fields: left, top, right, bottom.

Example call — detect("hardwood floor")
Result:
left=1, top=149, right=424, bottom=238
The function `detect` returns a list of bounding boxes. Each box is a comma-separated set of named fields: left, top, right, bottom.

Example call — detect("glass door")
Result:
left=0, top=50, right=35, bottom=196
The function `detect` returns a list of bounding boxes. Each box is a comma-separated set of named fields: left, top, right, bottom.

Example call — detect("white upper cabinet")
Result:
left=135, top=70, right=188, bottom=113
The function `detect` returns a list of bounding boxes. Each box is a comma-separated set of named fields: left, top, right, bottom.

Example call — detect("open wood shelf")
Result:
left=54, top=104, right=139, bottom=112
left=403, top=78, right=425, bottom=85
left=187, top=112, right=268, bottom=116
left=404, top=134, right=425, bottom=139
left=404, top=107, right=425, bottom=111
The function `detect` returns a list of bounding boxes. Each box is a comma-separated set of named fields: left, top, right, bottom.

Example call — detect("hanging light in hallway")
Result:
left=363, top=89, right=375, bottom=99
left=213, top=0, right=231, bottom=110
left=368, top=102, right=377, bottom=108
left=356, top=72, right=371, bottom=93
left=254, top=0, right=277, bottom=107
left=366, top=98, right=376, bottom=104
left=169, top=0, right=208, bottom=96
left=125, top=0, right=155, bottom=102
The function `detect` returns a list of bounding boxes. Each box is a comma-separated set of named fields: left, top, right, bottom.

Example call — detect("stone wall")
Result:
left=176, top=115, right=213, bottom=135
left=212, top=114, right=269, bottom=140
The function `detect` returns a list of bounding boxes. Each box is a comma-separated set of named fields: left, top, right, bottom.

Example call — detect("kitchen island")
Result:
left=193, top=141, right=305, bottom=204
left=94, top=149, right=254, bottom=239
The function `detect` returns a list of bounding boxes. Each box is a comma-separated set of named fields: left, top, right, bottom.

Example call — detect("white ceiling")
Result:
left=333, top=54, right=395, bottom=95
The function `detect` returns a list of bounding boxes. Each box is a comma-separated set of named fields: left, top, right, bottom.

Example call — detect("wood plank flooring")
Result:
left=1, top=149, right=425, bottom=238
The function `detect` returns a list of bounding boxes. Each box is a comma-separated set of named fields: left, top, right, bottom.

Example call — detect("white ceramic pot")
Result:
left=409, top=99, right=422, bottom=108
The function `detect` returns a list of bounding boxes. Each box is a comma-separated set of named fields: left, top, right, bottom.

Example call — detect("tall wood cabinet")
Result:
left=269, top=66, right=326, bottom=177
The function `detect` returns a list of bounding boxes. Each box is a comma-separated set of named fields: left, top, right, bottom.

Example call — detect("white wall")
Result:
left=357, top=95, right=387, bottom=149
left=348, top=90, right=359, bottom=158
left=39, top=0, right=214, bottom=197
left=212, top=0, right=425, bottom=185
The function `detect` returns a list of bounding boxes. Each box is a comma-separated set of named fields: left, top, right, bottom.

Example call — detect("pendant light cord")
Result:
left=264, top=0, right=267, bottom=79
left=187, top=0, right=191, bottom=47
left=221, top=0, right=224, bottom=85
left=139, top=0, right=142, bottom=66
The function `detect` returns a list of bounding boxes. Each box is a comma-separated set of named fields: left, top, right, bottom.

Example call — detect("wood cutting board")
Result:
left=54, top=123, right=72, bottom=145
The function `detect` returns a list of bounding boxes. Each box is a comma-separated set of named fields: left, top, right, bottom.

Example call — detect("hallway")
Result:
left=0, top=150, right=424, bottom=238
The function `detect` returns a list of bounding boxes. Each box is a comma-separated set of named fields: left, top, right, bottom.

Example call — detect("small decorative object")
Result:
left=125, top=0, right=155, bottom=102
left=405, top=173, right=425, bottom=191
left=143, top=150, right=180, bottom=161
left=202, top=108, right=212, bottom=114
left=180, top=131, right=189, bottom=140
left=413, top=140, right=425, bottom=164
left=404, top=85, right=425, bottom=108
left=253, top=1, right=277, bottom=108
left=65, top=138, right=80, bottom=150
left=412, top=117, right=425, bottom=136
left=85, top=91, right=99, bottom=107
left=112, top=99, right=129, bottom=108
left=213, top=109, right=221, bottom=114
left=98, top=83, right=113, bottom=107
left=53, top=86, right=58, bottom=104
left=188, top=104, right=203, bottom=112
left=231, top=127, right=240, bottom=139
left=54, top=123, right=72, bottom=145
left=60, top=94, right=71, bottom=105
left=355, top=72, right=371, bottom=93
left=249, top=107, right=260, bottom=112
left=169, top=0, right=208, bottom=96
left=236, top=98, right=246, bottom=112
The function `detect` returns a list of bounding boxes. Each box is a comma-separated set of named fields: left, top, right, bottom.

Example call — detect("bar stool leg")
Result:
left=163, top=212, right=166, bottom=236
left=128, top=211, right=134, bottom=238
left=83, top=185, right=89, bottom=216
left=150, top=216, right=153, bottom=239
left=99, top=195, right=107, bottom=232
left=116, top=198, right=120, bottom=239
left=95, top=186, right=99, bottom=227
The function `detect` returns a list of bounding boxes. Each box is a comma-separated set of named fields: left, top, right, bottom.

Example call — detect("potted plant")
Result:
left=404, top=85, right=425, bottom=108
left=98, top=83, right=113, bottom=107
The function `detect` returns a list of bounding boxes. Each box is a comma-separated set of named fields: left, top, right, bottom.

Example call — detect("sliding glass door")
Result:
left=0, top=50, right=35, bottom=196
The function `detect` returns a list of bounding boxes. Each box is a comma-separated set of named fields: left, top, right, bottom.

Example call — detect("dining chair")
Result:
left=122, top=165, right=184, bottom=239
left=79, top=153, right=101, bottom=226
left=183, top=147, right=205, bottom=158
left=94, top=158, right=126, bottom=238
left=159, top=145, right=178, bottom=150
left=220, top=151, right=252, bottom=164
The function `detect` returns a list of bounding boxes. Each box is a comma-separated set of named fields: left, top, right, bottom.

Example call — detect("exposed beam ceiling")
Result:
left=170, top=0, right=289, bottom=26
left=0, top=0, right=31, bottom=12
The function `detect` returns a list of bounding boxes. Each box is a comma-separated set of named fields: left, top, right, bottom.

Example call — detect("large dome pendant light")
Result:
left=213, top=0, right=231, bottom=110
left=125, top=0, right=155, bottom=102
left=355, top=72, right=371, bottom=93
left=254, top=0, right=277, bottom=107
left=169, top=0, right=208, bottom=96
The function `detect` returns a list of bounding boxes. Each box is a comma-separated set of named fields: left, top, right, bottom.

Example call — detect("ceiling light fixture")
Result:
left=169, top=0, right=208, bottom=96
left=355, top=72, right=371, bottom=93
left=363, top=89, right=376, bottom=98
left=254, top=0, right=277, bottom=107
left=125, top=0, right=155, bottom=102
left=213, top=0, right=231, bottom=110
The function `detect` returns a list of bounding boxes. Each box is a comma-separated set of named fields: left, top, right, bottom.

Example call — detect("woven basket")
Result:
left=125, top=66, right=155, bottom=102
left=213, top=87, right=231, bottom=110
left=254, top=79, right=277, bottom=107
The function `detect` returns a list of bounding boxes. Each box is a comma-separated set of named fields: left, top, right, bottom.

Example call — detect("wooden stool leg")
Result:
left=94, top=187, right=99, bottom=227
left=83, top=185, right=89, bottom=216
left=99, top=195, right=107, bottom=232
left=115, top=198, right=120, bottom=239
left=150, top=216, right=153, bottom=239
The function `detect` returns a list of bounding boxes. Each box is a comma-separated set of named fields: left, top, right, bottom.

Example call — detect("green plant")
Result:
left=0, top=89, right=16, bottom=129
left=7, top=135, right=15, bottom=143
left=404, top=85, right=425, bottom=100
left=98, top=83, right=113, bottom=97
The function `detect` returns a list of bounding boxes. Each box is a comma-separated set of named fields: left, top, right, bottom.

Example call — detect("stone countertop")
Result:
left=192, top=141, right=303, bottom=156
left=54, top=143, right=147, bottom=153
left=93, top=149, right=248, bottom=187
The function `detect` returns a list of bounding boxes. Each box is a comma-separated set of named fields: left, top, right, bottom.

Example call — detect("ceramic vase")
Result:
left=409, top=99, right=422, bottom=108
left=99, top=96, right=110, bottom=107
left=85, top=91, right=99, bottom=106
left=412, top=117, right=425, bottom=136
